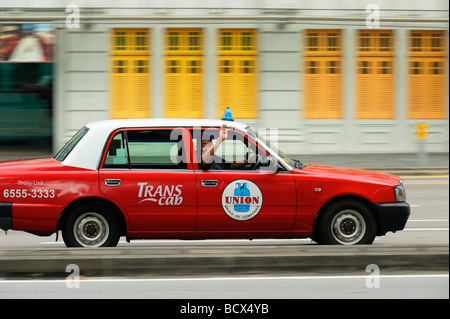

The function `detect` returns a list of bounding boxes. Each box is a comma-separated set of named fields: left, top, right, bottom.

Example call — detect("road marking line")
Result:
left=408, top=219, right=449, bottom=222
left=405, top=228, right=449, bottom=231
left=0, top=274, right=448, bottom=284
left=404, top=182, right=448, bottom=185
left=401, top=176, right=449, bottom=179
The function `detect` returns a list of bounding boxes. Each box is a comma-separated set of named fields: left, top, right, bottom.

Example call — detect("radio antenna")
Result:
left=197, top=89, right=220, bottom=108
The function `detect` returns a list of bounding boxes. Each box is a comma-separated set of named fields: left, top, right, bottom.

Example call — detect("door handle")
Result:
left=201, top=180, right=218, bottom=187
left=105, top=179, right=121, bottom=187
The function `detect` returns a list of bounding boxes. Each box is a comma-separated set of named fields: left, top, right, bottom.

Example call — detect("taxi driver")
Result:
left=200, top=124, right=259, bottom=170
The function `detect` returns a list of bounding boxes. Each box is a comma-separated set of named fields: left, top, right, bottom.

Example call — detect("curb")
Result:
left=0, top=245, right=447, bottom=278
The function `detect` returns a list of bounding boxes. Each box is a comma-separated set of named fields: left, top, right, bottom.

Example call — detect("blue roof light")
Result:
left=221, top=107, right=234, bottom=121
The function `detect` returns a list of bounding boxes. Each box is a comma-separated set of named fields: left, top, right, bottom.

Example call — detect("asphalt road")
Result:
left=0, top=176, right=447, bottom=301
left=1, top=273, right=448, bottom=299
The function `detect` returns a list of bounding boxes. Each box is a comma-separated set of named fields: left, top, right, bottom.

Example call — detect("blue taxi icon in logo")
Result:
left=234, top=183, right=250, bottom=212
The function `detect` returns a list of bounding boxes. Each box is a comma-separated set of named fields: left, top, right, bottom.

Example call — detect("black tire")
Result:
left=62, top=204, right=120, bottom=248
left=319, top=200, right=377, bottom=245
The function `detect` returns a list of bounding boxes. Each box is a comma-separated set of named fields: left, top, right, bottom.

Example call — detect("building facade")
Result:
left=0, top=0, right=448, bottom=156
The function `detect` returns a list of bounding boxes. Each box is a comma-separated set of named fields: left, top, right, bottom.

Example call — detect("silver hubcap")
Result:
left=331, top=209, right=366, bottom=245
left=74, top=212, right=109, bottom=247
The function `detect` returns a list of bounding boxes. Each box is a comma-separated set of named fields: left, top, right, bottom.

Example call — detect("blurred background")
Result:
left=0, top=0, right=448, bottom=163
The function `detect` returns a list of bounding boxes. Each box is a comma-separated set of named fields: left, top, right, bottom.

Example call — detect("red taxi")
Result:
left=0, top=115, right=410, bottom=247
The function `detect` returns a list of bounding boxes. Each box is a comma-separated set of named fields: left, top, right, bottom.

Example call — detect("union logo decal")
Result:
left=221, top=179, right=263, bottom=221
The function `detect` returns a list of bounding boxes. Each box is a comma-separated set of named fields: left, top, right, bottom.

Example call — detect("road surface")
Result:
left=0, top=176, right=447, bottom=301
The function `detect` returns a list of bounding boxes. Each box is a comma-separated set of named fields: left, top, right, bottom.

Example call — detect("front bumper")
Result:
left=374, top=202, right=410, bottom=236
left=0, top=202, right=12, bottom=231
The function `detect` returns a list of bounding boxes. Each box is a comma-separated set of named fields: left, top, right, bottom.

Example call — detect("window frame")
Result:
left=218, top=29, right=257, bottom=55
left=165, top=28, right=203, bottom=55
left=111, top=28, right=150, bottom=56
left=305, top=29, right=342, bottom=56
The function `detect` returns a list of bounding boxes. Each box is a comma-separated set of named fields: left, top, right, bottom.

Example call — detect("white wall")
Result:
left=30, top=0, right=448, bottom=155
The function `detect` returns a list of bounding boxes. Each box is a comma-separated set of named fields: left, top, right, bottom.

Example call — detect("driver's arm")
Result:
left=201, top=124, right=228, bottom=165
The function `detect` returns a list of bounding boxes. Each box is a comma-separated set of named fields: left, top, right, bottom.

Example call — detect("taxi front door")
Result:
left=194, top=169, right=297, bottom=233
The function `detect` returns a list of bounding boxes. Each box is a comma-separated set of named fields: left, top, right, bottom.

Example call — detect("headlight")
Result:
left=394, top=184, right=406, bottom=202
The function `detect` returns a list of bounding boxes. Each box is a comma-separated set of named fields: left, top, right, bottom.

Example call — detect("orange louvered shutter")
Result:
left=304, top=30, right=342, bottom=119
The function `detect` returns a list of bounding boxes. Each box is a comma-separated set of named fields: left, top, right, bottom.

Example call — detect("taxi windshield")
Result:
left=247, top=127, right=304, bottom=169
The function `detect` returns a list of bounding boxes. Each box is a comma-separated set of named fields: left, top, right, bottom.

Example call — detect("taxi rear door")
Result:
left=99, top=128, right=197, bottom=232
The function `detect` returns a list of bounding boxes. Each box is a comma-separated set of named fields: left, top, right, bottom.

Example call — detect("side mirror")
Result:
left=259, top=157, right=278, bottom=174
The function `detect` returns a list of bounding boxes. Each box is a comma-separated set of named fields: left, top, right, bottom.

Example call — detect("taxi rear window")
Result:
left=102, top=129, right=187, bottom=170
left=54, top=127, right=89, bottom=162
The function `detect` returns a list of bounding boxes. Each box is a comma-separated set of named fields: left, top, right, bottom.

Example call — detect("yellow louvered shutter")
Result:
left=408, top=31, right=445, bottom=119
left=111, top=58, right=130, bottom=118
left=218, top=58, right=235, bottom=114
left=110, top=29, right=150, bottom=118
left=356, top=30, right=394, bottom=119
left=304, top=56, right=342, bottom=118
left=304, top=30, right=342, bottom=119
left=132, top=57, right=150, bottom=117
left=165, top=58, right=182, bottom=117
left=238, top=58, right=256, bottom=118
left=185, top=58, right=203, bottom=118
left=217, top=29, right=257, bottom=119
left=357, top=57, right=393, bottom=119
left=165, top=29, right=203, bottom=118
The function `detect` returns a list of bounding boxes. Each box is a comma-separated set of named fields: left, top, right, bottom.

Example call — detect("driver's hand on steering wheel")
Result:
left=248, top=154, right=261, bottom=163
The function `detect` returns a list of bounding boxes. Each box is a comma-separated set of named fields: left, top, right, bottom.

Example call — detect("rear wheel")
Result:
left=62, top=204, right=120, bottom=248
left=319, top=200, right=376, bottom=245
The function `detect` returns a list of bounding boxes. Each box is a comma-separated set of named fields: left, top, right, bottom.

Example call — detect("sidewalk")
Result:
left=294, top=152, right=449, bottom=168
left=292, top=152, right=449, bottom=176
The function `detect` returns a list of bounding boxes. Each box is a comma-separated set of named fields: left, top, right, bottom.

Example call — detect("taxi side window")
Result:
left=103, top=129, right=187, bottom=169
left=103, top=131, right=129, bottom=168
left=216, top=135, right=251, bottom=164
left=127, top=129, right=186, bottom=169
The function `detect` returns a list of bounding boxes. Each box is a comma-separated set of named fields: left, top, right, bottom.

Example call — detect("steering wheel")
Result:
left=250, top=155, right=261, bottom=170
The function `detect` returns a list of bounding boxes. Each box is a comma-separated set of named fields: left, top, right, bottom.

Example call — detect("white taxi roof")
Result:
left=61, top=118, right=249, bottom=170
left=85, top=118, right=248, bottom=131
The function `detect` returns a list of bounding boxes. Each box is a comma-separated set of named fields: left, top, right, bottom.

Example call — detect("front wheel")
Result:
left=319, top=200, right=377, bottom=245
left=62, top=204, right=120, bottom=248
